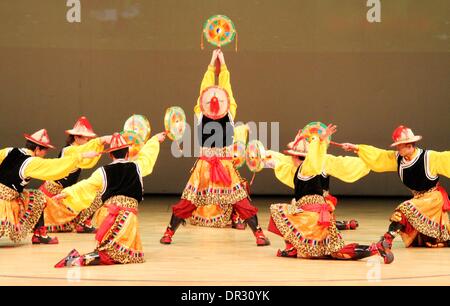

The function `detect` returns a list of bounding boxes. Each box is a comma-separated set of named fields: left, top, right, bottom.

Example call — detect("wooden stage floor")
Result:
left=1, top=196, right=449, bottom=286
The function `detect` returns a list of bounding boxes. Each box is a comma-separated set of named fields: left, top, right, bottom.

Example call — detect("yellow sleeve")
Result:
left=134, top=135, right=160, bottom=177
left=268, top=150, right=296, bottom=189
left=218, top=65, right=237, bottom=120
left=61, top=168, right=104, bottom=213
left=233, top=124, right=249, bottom=143
left=0, top=148, right=12, bottom=165
left=194, top=65, right=216, bottom=116
left=300, top=137, right=326, bottom=177
left=357, top=145, right=397, bottom=172
left=23, top=154, right=82, bottom=181
left=324, top=155, right=371, bottom=183
left=428, top=150, right=450, bottom=178
left=61, top=138, right=104, bottom=169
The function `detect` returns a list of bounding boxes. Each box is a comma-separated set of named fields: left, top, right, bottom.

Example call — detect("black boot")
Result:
left=380, top=221, right=405, bottom=248
left=160, top=214, right=185, bottom=244
left=352, top=244, right=376, bottom=260
left=80, top=252, right=102, bottom=266
left=245, top=215, right=270, bottom=246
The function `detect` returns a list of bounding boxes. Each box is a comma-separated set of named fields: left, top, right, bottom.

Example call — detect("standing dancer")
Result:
left=41, top=116, right=110, bottom=233
left=55, top=131, right=166, bottom=267
left=160, top=49, right=270, bottom=246
left=341, top=125, right=450, bottom=248
left=267, top=124, right=393, bottom=263
left=0, top=129, right=99, bottom=244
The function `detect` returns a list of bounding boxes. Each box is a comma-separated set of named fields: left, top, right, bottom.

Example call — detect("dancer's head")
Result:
left=24, top=128, right=54, bottom=157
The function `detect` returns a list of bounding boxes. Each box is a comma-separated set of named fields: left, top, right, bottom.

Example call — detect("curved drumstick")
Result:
left=330, top=141, right=344, bottom=148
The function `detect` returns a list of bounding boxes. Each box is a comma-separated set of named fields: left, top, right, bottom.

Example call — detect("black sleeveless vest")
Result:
left=0, top=148, right=33, bottom=192
left=198, top=114, right=234, bottom=148
left=397, top=149, right=438, bottom=192
left=293, top=165, right=329, bottom=200
left=55, top=146, right=81, bottom=188
left=100, top=161, right=143, bottom=203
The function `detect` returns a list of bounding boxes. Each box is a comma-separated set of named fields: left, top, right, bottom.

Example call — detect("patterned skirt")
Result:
left=181, top=147, right=249, bottom=205
left=393, top=186, right=450, bottom=247
left=269, top=195, right=344, bottom=258
left=95, top=196, right=144, bottom=264
left=0, top=183, right=46, bottom=243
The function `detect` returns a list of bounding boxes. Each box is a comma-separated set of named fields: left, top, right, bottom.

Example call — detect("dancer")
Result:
left=341, top=125, right=450, bottom=248
left=0, top=128, right=99, bottom=244
left=267, top=124, right=393, bottom=263
left=41, top=116, right=110, bottom=233
left=55, top=131, right=166, bottom=267
left=160, top=49, right=270, bottom=246
left=265, top=129, right=359, bottom=231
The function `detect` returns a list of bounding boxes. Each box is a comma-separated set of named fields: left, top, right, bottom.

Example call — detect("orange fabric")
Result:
left=96, top=205, right=137, bottom=242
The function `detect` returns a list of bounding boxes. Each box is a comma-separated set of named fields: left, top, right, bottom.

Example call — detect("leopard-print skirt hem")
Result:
left=0, top=189, right=46, bottom=243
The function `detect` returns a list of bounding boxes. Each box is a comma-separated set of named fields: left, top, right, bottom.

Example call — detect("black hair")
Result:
left=65, top=134, right=76, bottom=146
left=25, top=140, right=47, bottom=151
left=110, top=147, right=129, bottom=159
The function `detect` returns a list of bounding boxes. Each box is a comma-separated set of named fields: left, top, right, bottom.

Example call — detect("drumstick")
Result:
left=330, top=141, right=344, bottom=148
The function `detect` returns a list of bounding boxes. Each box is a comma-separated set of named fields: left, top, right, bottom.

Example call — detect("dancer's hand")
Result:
left=100, top=135, right=112, bottom=145
left=210, top=49, right=220, bottom=66
left=81, top=151, right=101, bottom=159
left=321, top=124, right=337, bottom=141
left=52, top=193, right=67, bottom=201
left=217, top=49, right=226, bottom=65
left=263, top=156, right=276, bottom=169
left=155, top=132, right=167, bottom=143
left=341, top=143, right=359, bottom=153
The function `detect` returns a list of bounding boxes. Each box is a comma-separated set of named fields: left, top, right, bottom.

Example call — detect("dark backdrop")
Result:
left=0, top=0, right=448, bottom=195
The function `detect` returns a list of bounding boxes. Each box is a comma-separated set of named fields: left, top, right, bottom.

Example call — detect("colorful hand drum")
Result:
left=120, top=130, right=144, bottom=160
left=232, top=140, right=246, bottom=169
left=123, top=114, right=151, bottom=142
left=245, top=140, right=266, bottom=173
left=164, top=106, right=187, bottom=141
left=202, top=15, right=237, bottom=48
left=301, top=121, right=331, bottom=143
left=199, top=86, right=230, bottom=120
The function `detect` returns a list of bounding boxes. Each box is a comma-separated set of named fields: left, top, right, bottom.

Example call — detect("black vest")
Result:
left=293, top=165, right=328, bottom=200
left=100, top=161, right=143, bottom=203
left=0, top=148, right=32, bottom=193
left=55, top=146, right=81, bottom=188
left=198, top=114, right=234, bottom=148
left=397, top=149, right=438, bottom=192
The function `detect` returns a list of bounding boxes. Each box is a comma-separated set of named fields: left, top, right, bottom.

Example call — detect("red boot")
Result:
left=160, top=228, right=175, bottom=244
left=231, top=214, right=247, bottom=230
left=54, top=249, right=80, bottom=268
left=376, top=241, right=394, bottom=264
left=32, top=226, right=59, bottom=244
left=254, top=229, right=270, bottom=246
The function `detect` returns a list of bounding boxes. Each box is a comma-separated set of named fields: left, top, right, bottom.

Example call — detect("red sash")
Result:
left=200, top=156, right=232, bottom=186
left=95, top=204, right=138, bottom=242
left=302, top=203, right=333, bottom=227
